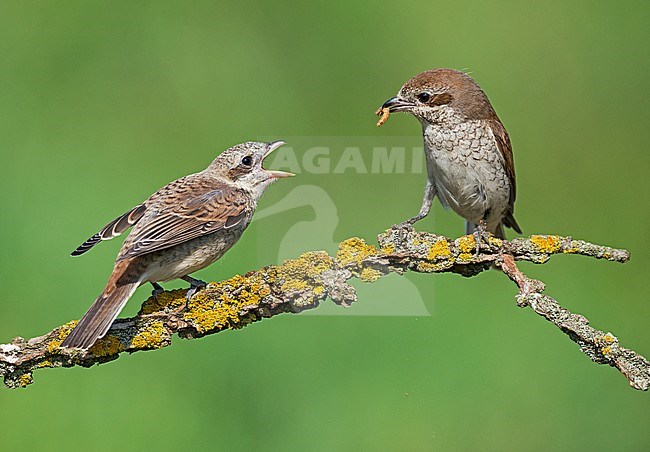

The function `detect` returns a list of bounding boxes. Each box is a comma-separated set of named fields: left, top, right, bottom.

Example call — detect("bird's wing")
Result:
left=71, top=204, right=148, bottom=256
left=117, top=178, right=251, bottom=260
left=488, top=118, right=522, bottom=233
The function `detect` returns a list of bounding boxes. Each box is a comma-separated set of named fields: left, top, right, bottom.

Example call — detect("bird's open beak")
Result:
left=263, top=141, right=294, bottom=179
left=381, top=96, right=414, bottom=113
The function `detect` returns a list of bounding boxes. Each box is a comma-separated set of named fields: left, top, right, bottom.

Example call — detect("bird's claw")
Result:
left=183, top=276, right=207, bottom=300
left=186, top=286, right=204, bottom=300
left=395, top=214, right=424, bottom=230
left=395, top=220, right=414, bottom=230
left=472, top=221, right=490, bottom=256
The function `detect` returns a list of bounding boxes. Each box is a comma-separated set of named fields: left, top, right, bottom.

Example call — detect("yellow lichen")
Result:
left=530, top=235, right=562, bottom=254
left=595, top=333, right=618, bottom=358
left=184, top=273, right=267, bottom=333
left=488, top=236, right=503, bottom=247
left=183, top=252, right=334, bottom=333
left=270, top=251, right=332, bottom=294
left=427, top=238, right=451, bottom=260
left=131, top=321, right=166, bottom=349
left=18, top=373, right=33, bottom=388
left=281, top=278, right=310, bottom=292
left=600, top=333, right=616, bottom=344
left=336, top=237, right=381, bottom=282
left=140, top=289, right=187, bottom=315
left=47, top=320, right=79, bottom=352
left=457, top=235, right=476, bottom=253
left=416, top=261, right=437, bottom=272
left=360, top=267, right=382, bottom=282
left=89, top=335, right=125, bottom=357
left=457, top=235, right=476, bottom=261
left=336, top=237, right=379, bottom=268
left=184, top=289, right=247, bottom=334
left=37, top=360, right=53, bottom=368
left=381, top=243, right=396, bottom=254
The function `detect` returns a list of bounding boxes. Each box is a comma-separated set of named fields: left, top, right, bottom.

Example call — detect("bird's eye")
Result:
left=417, top=92, right=431, bottom=103
left=241, top=156, right=253, bottom=166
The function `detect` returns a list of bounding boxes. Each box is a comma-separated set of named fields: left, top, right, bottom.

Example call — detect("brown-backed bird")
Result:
left=379, top=69, right=521, bottom=238
left=62, top=141, right=293, bottom=349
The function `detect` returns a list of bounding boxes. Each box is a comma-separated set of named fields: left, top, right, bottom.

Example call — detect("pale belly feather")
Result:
left=141, top=221, right=250, bottom=283
left=424, top=121, right=511, bottom=230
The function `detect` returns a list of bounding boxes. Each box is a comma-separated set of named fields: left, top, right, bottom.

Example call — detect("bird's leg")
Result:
left=399, top=179, right=437, bottom=227
left=150, top=282, right=164, bottom=300
left=472, top=220, right=489, bottom=255
left=182, top=275, right=207, bottom=300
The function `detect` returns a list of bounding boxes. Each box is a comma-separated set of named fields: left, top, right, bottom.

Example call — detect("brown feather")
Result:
left=117, top=177, right=252, bottom=260
left=431, top=92, right=453, bottom=106
left=488, top=119, right=522, bottom=233
left=61, top=259, right=142, bottom=349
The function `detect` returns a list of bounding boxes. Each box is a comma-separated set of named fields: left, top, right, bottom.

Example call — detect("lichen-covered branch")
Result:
left=1, top=226, right=646, bottom=391
left=498, top=254, right=648, bottom=391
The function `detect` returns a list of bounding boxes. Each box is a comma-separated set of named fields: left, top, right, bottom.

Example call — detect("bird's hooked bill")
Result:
left=263, top=141, right=294, bottom=178
left=381, top=96, right=414, bottom=113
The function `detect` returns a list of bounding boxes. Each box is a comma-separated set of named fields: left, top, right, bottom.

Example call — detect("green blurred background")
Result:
left=1, top=1, right=648, bottom=450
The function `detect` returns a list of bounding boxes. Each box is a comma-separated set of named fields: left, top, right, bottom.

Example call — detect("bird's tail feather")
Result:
left=503, top=212, right=522, bottom=234
left=493, top=222, right=505, bottom=239
left=61, top=266, right=141, bottom=350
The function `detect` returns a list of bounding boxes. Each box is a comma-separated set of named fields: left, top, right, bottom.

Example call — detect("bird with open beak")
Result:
left=62, top=141, right=293, bottom=349
left=377, top=68, right=521, bottom=239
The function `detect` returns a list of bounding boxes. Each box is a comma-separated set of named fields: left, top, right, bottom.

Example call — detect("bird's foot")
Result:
left=182, top=275, right=207, bottom=300
left=472, top=221, right=490, bottom=256
left=395, top=214, right=424, bottom=230
left=150, top=282, right=164, bottom=300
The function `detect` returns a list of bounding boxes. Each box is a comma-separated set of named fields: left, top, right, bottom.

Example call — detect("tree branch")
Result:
left=1, top=226, right=647, bottom=391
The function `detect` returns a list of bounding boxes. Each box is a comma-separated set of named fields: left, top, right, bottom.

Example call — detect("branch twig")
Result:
left=1, top=226, right=646, bottom=391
